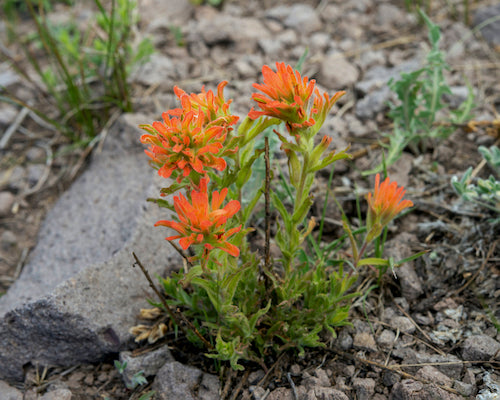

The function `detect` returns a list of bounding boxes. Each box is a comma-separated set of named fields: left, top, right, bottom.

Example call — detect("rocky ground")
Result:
left=0, top=0, right=499, bottom=399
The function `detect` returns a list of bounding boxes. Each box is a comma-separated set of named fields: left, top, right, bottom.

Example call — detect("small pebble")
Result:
left=392, top=316, right=416, bottom=334
left=353, top=332, right=378, bottom=352
left=0, top=191, right=15, bottom=217
left=377, top=329, right=396, bottom=350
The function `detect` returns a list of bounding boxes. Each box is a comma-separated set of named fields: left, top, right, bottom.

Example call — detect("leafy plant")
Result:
left=131, top=63, right=416, bottom=371
left=113, top=360, right=148, bottom=390
left=1, top=0, right=153, bottom=143
left=365, top=10, right=474, bottom=175
left=452, top=145, right=500, bottom=217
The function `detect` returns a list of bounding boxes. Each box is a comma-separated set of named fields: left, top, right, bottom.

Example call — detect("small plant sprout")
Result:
left=132, top=62, right=416, bottom=370
left=114, top=360, right=148, bottom=390
left=452, top=145, right=500, bottom=218
left=366, top=10, right=474, bottom=175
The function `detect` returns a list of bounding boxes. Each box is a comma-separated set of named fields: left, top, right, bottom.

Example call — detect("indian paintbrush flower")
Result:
left=155, top=178, right=241, bottom=257
left=365, top=173, right=413, bottom=243
left=249, top=62, right=316, bottom=132
left=249, top=62, right=345, bottom=140
left=139, top=83, right=238, bottom=187
left=171, top=81, right=239, bottom=128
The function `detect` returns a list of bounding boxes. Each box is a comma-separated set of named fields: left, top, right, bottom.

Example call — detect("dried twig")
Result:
left=451, top=240, right=498, bottom=296
left=287, top=372, right=299, bottom=400
left=0, top=106, right=30, bottom=149
left=132, top=252, right=213, bottom=350
left=393, top=301, right=434, bottom=344
left=372, top=319, right=446, bottom=356
left=220, top=367, right=234, bottom=400
left=328, top=348, right=461, bottom=395
left=229, top=370, right=250, bottom=400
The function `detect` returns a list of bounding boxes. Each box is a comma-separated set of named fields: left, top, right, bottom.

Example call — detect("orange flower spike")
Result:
left=155, top=178, right=241, bottom=257
left=249, top=63, right=317, bottom=131
left=140, top=109, right=229, bottom=183
left=172, top=81, right=238, bottom=127
left=366, top=174, right=413, bottom=241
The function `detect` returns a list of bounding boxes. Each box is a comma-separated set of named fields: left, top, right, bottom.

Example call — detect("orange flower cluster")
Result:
left=140, top=81, right=239, bottom=185
left=141, top=83, right=241, bottom=258
left=249, top=62, right=345, bottom=135
left=155, top=178, right=241, bottom=257
left=366, top=174, right=413, bottom=240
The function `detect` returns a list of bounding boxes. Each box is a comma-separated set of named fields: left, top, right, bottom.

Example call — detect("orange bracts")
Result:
left=155, top=178, right=241, bottom=257
left=366, top=174, right=413, bottom=240
left=249, top=62, right=345, bottom=134
left=140, top=82, right=238, bottom=184
left=171, top=81, right=238, bottom=128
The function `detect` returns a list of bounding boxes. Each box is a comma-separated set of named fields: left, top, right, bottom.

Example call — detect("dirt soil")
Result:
left=0, top=0, right=499, bottom=399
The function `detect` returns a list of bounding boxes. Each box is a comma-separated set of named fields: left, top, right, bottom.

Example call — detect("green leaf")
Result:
left=357, top=257, right=390, bottom=267
left=271, top=191, right=292, bottom=232
left=292, top=196, right=314, bottom=225
left=394, top=250, right=428, bottom=266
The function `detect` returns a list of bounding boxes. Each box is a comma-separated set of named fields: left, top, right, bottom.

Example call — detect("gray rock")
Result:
left=411, top=353, right=463, bottom=378
left=320, top=53, right=359, bottom=88
left=307, top=387, right=349, bottom=400
left=0, top=380, right=23, bottom=400
left=283, top=4, right=322, bottom=34
left=267, top=387, right=293, bottom=400
left=302, top=368, right=331, bottom=389
left=355, top=85, right=392, bottom=118
left=453, top=380, right=473, bottom=397
left=153, top=361, right=219, bottom=400
left=358, top=50, right=386, bottom=70
left=474, top=4, right=500, bottom=46
left=352, top=377, right=376, bottom=400
left=386, top=233, right=423, bottom=300
left=337, top=329, right=353, bottom=350
left=0, top=113, right=182, bottom=381
left=462, top=334, right=500, bottom=361
left=383, top=371, right=401, bottom=387
left=119, top=346, right=173, bottom=388
left=309, top=32, right=331, bottom=52
left=258, top=38, right=282, bottom=56
left=391, top=379, right=461, bottom=400
left=353, top=332, right=378, bottom=353
left=416, top=365, right=452, bottom=386
left=376, top=3, right=406, bottom=28
left=265, top=4, right=321, bottom=34
left=0, top=66, right=20, bottom=88
left=249, top=386, right=267, bottom=400
left=1, top=230, right=17, bottom=249
left=355, top=60, right=421, bottom=95
left=377, top=329, right=396, bottom=350
left=27, top=164, right=45, bottom=187
left=0, top=103, right=19, bottom=126
left=0, top=191, right=14, bottom=217
left=392, top=316, right=416, bottom=334
left=7, top=166, right=26, bottom=192
left=198, top=15, right=269, bottom=53
left=140, top=0, right=193, bottom=29
left=26, top=147, right=46, bottom=162
left=40, top=389, right=73, bottom=400
left=130, top=53, right=175, bottom=87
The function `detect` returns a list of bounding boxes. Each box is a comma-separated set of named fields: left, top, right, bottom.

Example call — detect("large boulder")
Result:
left=0, top=114, right=181, bottom=382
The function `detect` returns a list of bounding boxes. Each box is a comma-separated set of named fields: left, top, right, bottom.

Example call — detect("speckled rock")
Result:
left=462, top=334, right=500, bottom=361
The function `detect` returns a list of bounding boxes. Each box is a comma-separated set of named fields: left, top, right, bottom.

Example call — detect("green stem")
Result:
left=294, top=152, right=310, bottom=214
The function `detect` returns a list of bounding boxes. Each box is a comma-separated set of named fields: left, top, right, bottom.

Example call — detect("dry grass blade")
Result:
left=0, top=106, right=30, bottom=149
left=451, top=240, right=498, bottom=296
